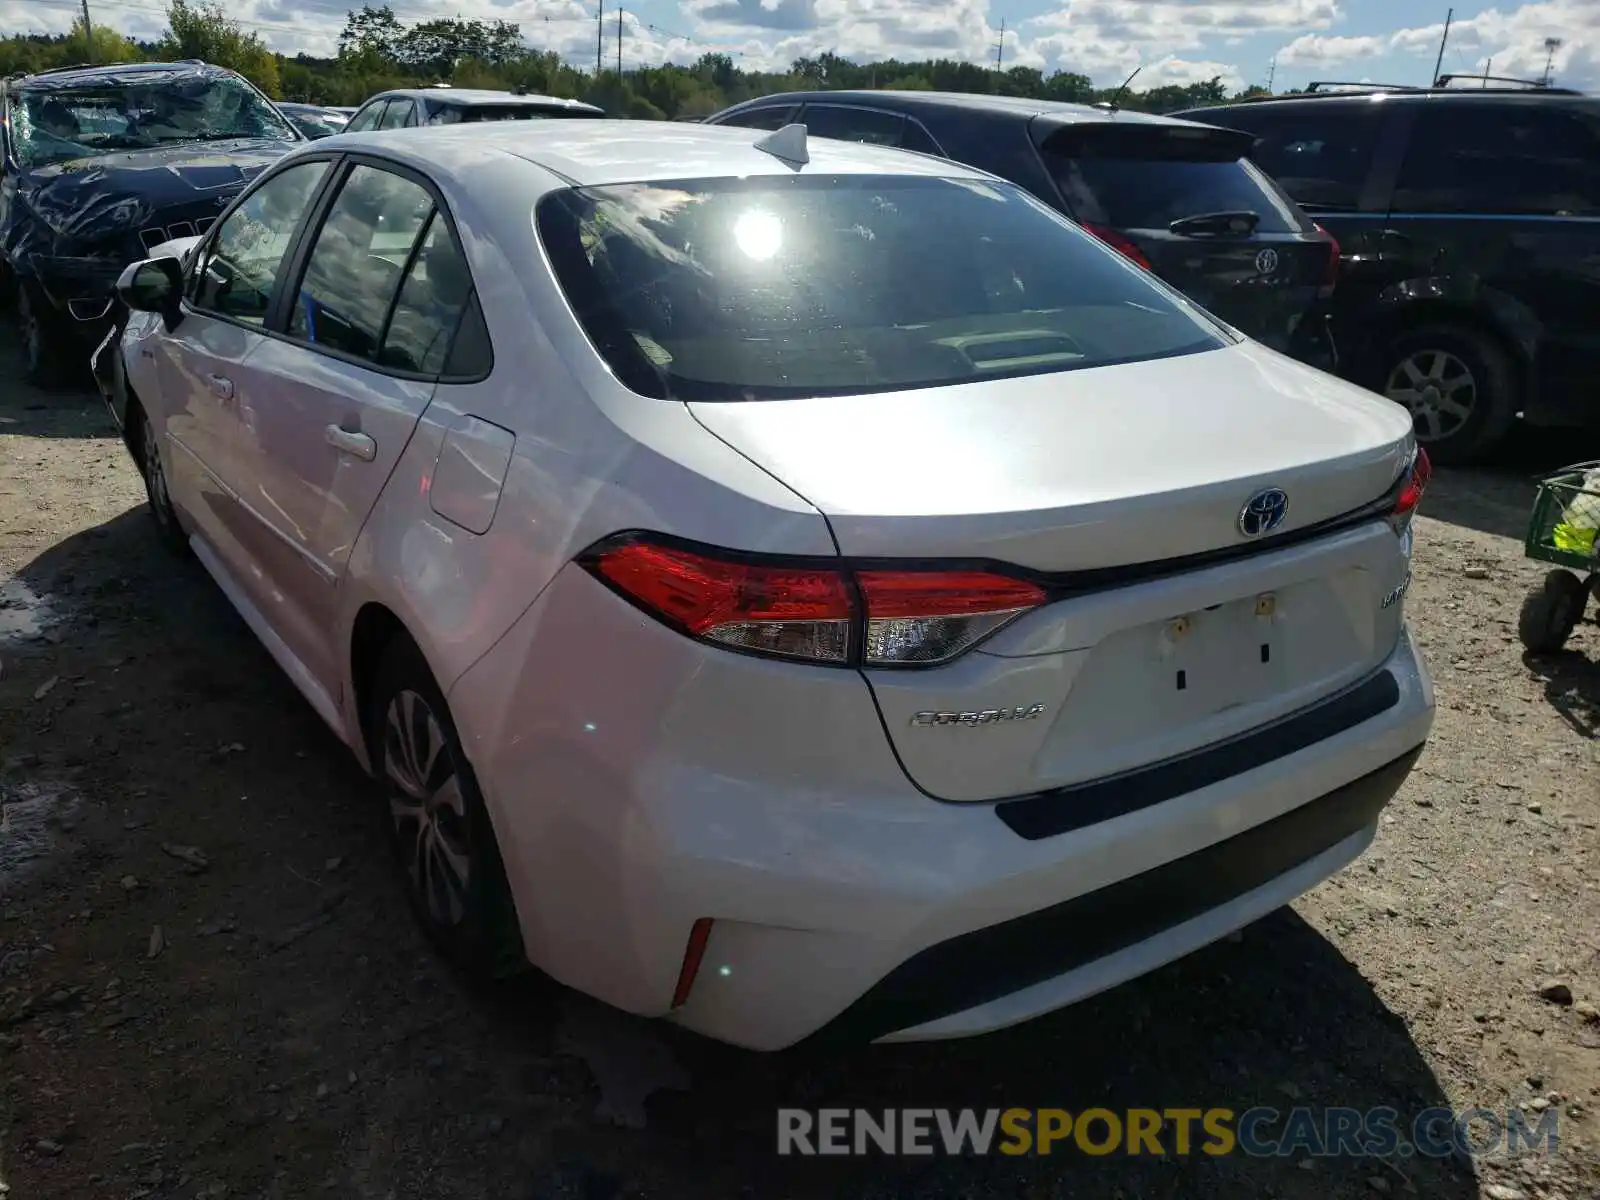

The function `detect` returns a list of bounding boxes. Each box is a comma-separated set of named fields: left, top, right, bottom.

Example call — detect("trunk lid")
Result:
left=689, top=341, right=1417, bottom=803
left=1035, top=119, right=1336, bottom=355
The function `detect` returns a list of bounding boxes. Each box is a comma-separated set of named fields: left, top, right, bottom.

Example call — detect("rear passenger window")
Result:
left=377, top=100, right=415, bottom=129
left=286, top=164, right=475, bottom=374
left=715, top=106, right=797, bottom=130
left=192, top=160, right=329, bottom=324
left=801, top=104, right=906, bottom=147
left=1393, top=103, right=1600, bottom=216
left=380, top=216, right=473, bottom=373
left=1214, top=104, right=1386, bottom=211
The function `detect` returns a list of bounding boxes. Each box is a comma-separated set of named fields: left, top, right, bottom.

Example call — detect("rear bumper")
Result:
left=450, top=563, right=1434, bottom=1051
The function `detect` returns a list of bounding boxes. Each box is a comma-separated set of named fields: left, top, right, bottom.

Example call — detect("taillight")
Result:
left=1313, top=223, right=1340, bottom=290
left=1082, top=223, right=1153, bottom=271
left=1390, top=447, right=1432, bottom=530
left=584, top=537, right=1046, bottom=667
left=587, top=540, right=852, bottom=662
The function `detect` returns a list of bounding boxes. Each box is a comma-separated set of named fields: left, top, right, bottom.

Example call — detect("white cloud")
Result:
left=1388, top=1, right=1598, bottom=89
left=1276, top=33, right=1388, bottom=67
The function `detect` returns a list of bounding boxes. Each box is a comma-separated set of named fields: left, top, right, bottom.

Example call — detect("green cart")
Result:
left=1518, top=459, right=1600, bottom=654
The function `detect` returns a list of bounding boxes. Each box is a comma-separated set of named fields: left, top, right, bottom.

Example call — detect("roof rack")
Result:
left=1306, top=81, right=1426, bottom=92
left=1434, top=72, right=1580, bottom=93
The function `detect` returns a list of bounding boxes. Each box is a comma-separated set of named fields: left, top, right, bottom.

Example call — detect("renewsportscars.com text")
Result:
left=776, top=1106, right=1559, bottom=1158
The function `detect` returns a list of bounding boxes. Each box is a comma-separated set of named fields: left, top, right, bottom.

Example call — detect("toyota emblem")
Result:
left=1238, top=488, right=1289, bottom=538
left=1254, top=248, right=1279, bottom=276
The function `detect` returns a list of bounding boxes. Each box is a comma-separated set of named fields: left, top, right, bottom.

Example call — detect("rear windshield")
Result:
left=536, top=174, right=1230, bottom=402
left=1044, top=129, right=1306, bottom=233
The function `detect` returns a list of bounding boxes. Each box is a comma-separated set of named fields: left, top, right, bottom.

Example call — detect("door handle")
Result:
left=207, top=374, right=233, bottom=400
left=325, top=424, right=377, bottom=462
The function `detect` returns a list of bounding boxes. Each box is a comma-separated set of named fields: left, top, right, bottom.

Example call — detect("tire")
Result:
left=1517, top=570, right=1587, bottom=654
left=368, top=636, right=525, bottom=979
left=128, top=401, right=191, bottom=557
left=17, top=279, right=72, bottom=388
left=1378, top=324, right=1518, bottom=465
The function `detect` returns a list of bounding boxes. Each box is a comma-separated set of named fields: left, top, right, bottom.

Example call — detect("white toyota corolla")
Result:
left=96, top=118, right=1434, bottom=1050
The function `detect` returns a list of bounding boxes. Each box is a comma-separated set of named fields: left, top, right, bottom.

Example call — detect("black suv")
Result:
left=706, top=91, right=1341, bottom=370
left=1181, top=85, right=1600, bottom=461
left=1, top=60, right=302, bottom=384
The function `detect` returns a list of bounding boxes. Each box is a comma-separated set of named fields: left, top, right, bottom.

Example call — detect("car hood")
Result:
left=12, top=138, right=294, bottom=246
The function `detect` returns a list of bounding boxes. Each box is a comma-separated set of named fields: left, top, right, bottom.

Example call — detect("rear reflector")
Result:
left=671, top=917, right=715, bottom=1009
left=583, top=537, right=1046, bottom=667
left=1082, top=223, right=1153, bottom=271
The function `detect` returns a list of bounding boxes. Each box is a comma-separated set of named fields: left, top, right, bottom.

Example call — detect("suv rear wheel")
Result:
left=1380, top=324, right=1517, bottom=464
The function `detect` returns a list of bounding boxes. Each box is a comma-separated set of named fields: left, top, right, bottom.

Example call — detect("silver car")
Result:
left=99, top=119, right=1435, bottom=1050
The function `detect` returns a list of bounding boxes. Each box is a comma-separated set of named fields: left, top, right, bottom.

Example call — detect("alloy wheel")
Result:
left=142, top=417, right=174, bottom=526
left=1385, top=349, right=1477, bottom=443
left=383, top=689, right=472, bottom=929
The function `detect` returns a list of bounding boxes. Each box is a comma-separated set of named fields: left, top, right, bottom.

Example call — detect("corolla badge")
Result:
left=1255, top=248, right=1279, bottom=275
left=910, top=704, right=1046, bottom=728
left=1238, top=487, right=1289, bottom=538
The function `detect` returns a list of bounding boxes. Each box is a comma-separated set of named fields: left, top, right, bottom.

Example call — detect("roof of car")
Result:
left=330, top=118, right=992, bottom=187
left=12, top=59, right=232, bottom=92
left=722, top=89, right=1213, bottom=129
left=365, top=88, right=602, bottom=113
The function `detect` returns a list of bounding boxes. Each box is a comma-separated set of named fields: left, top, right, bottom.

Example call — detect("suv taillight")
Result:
left=1390, top=447, right=1432, bottom=531
left=1314, top=223, right=1340, bottom=291
left=1082, top=223, right=1153, bottom=271
left=584, top=537, right=1045, bottom=667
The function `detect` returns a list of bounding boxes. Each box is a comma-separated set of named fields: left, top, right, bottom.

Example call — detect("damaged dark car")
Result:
left=0, top=60, right=302, bottom=384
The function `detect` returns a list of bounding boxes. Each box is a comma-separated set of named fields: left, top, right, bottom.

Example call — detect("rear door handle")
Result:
left=207, top=374, right=233, bottom=400
left=325, top=425, right=377, bottom=462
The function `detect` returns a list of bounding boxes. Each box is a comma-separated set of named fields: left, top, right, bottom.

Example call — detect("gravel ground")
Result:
left=1, top=335, right=1597, bottom=1200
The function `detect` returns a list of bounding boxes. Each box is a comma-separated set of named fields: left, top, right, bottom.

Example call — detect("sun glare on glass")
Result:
left=732, top=210, right=783, bottom=261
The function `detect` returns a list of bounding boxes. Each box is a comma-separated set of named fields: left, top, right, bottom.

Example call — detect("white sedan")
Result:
left=96, top=118, right=1434, bottom=1050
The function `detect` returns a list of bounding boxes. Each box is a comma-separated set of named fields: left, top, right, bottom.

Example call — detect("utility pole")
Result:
left=81, top=0, right=95, bottom=63
left=1266, top=56, right=1276, bottom=91
left=995, top=19, right=1005, bottom=70
left=1483, top=56, right=1491, bottom=87
left=1431, top=8, right=1452, bottom=87
left=617, top=7, right=623, bottom=76
left=596, top=0, right=603, bottom=76
left=1542, top=37, right=1563, bottom=86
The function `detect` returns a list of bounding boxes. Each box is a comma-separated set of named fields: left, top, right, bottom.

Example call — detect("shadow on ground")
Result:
left=2, top=507, right=1481, bottom=1200
left=1524, top=646, right=1600, bottom=740
left=1425, top=427, right=1600, bottom=542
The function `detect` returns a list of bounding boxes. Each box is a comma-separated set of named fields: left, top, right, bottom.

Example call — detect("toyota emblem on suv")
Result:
left=1238, top=488, right=1289, bottom=538
left=1254, top=248, right=1279, bottom=275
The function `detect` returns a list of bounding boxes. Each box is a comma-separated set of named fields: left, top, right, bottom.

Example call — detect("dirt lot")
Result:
left=1, top=331, right=1597, bottom=1200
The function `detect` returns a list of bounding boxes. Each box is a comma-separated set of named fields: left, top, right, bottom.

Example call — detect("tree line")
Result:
left=1, top=2, right=1275, bottom=121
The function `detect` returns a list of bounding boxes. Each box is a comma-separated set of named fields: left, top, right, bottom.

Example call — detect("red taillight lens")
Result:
left=1082, top=223, right=1153, bottom=271
left=584, top=538, right=1046, bottom=667
left=1393, top=447, right=1432, bottom=523
left=671, top=917, right=714, bottom=1009
left=588, top=540, right=852, bottom=662
left=1314, top=223, right=1340, bottom=289
left=858, top=570, right=1046, bottom=665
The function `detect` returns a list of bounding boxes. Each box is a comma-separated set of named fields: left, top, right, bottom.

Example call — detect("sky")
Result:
left=7, top=0, right=1597, bottom=94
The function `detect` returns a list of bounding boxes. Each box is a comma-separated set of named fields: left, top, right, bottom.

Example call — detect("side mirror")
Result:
left=115, top=256, right=184, bottom=330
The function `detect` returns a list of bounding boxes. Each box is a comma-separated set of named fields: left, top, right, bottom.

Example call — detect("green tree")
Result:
left=161, top=0, right=281, bottom=96
left=337, top=5, right=403, bottom=68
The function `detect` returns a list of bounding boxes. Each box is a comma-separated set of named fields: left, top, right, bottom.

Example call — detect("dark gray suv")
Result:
left=707, top=91, right=1341, bottom=372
